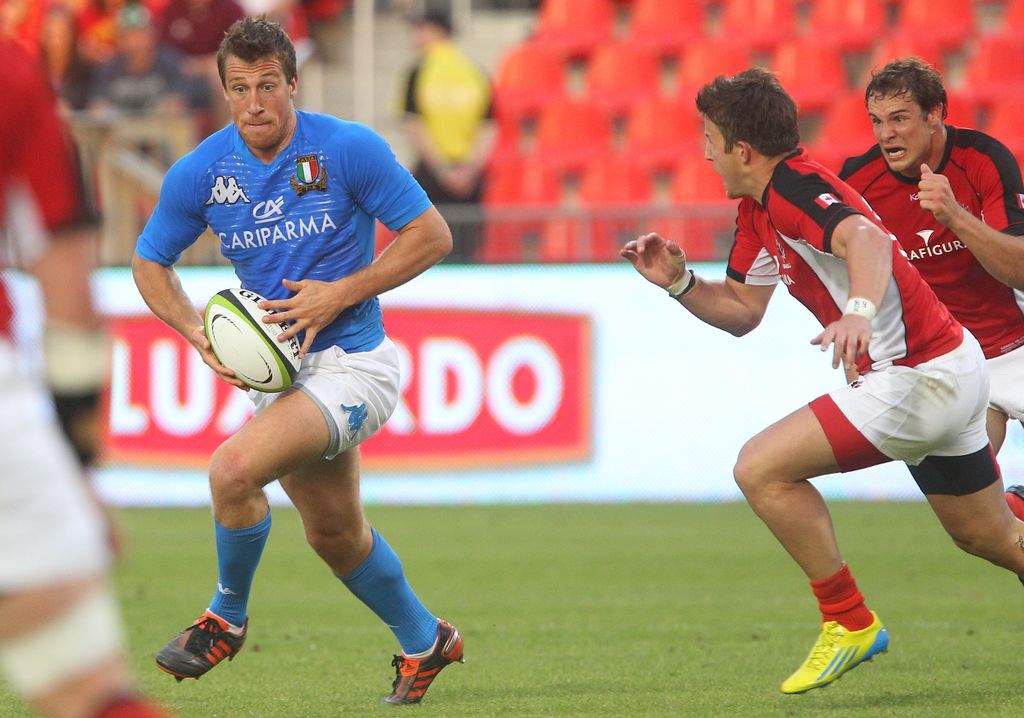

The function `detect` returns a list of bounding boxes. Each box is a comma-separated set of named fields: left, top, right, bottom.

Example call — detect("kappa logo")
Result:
left=290, top=153, right=328, bottom=196
left=206, top=176, right=251, bottom=205
left=253, top=196, right=286, bottom=224
left=340, top=402, right=368, bottom=440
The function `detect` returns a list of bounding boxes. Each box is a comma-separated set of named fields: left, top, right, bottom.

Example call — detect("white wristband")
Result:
left=667, top=269, right=694, bottom=297
left=844, top=297, right=877, bottom=322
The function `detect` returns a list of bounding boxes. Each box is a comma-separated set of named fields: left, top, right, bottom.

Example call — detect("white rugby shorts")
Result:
left=250, top=336, right=400, bottom=460
left=987, top=343, right=1024, bottom=420
left=0, top=340, right=110, bottom=592
left=811, top=332, right=990, bottom=468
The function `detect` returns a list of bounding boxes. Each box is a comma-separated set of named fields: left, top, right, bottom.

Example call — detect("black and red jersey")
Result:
left=727, top=148, right=963, bottom=375
left=840, top=126, right=1024, bottom=358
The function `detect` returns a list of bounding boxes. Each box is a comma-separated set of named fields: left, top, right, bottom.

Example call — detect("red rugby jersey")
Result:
left=840, top=126, right=1024, bottom=358
left=727, top=149, right=963, bottom=374
left=0, top=38, right=83, bottom=336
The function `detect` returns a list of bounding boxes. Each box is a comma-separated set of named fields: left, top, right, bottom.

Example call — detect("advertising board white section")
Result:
left=9, top=264, right=1024, bottom=505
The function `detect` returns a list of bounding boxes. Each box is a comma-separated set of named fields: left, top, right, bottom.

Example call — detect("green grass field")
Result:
left=3, top=501, right=1022, bottom=717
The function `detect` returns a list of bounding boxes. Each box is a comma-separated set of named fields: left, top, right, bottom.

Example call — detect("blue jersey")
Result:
left=136, top=110, right=432, bottom=353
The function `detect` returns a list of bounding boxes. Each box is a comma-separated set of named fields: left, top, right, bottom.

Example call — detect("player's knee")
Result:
left=733, top=442, right=770, bottom=497
left=305, top=522, right=365, bottom=563
left=208, top=445, right=263, bottom=500
left=945, top=521, right=1002, bottom=560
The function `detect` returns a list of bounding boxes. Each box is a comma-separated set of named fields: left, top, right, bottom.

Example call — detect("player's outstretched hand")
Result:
left=258, top=277, right=343, bottom=358
left=917, top=163, right=960, bottom=227
left=192, top=324, right=247, bottom=389
left=620, top=233, right=688, bottom=289
left=811, top=313, right=872, bottom=370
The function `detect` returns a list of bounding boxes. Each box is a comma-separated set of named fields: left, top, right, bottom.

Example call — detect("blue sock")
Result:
left=340, top=528, right=438, bottom=655
left=208, top=511, right=272, bottom=627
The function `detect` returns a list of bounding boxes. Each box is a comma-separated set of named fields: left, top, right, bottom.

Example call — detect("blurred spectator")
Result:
left=401, top=7, right=495, bottom=262
left=301, top=0, right=349, bottom=22
left=88, top=2, right=208, bottom=114
left=159, top=0, right=244, bottom=61
left=238, top=0, right=315, bottom=66
left=40, top=4, right=96, bottom=111
left=0, top=0, right=44, bottom=54
left=77, top=0, right=130, bottom=64
left=158, top=0, right=244, bottom=127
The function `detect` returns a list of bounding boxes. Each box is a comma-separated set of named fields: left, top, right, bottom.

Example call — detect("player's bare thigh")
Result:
left=735, top=405, right=842, bottom=489
left=987, top=407, right=1010, bottom=454
left=212, top=387, right=332, bottom=488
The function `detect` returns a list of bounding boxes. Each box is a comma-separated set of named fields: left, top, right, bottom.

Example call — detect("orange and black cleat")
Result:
left=382, top=619, right=464, bottom=705
left=156, top=610, right=247, bottom=682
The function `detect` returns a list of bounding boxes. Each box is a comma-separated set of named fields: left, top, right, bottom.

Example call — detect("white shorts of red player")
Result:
left=0, top=339, right=111, bottom=592
left=250, top=335, right=400, bottom=460
left=810, top=331, right=990, bottom=471
left=987, top=343, right=1024, bottom=421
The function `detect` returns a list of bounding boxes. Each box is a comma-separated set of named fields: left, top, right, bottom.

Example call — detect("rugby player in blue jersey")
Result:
left=131, top=17, right=462, bottom=705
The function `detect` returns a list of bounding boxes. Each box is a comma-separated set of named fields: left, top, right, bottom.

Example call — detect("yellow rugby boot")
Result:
left=781, top=611, right=889, bottom=694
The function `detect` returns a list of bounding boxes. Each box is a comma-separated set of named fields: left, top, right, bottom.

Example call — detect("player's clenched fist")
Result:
left=917, top=163, right=960, bottom=227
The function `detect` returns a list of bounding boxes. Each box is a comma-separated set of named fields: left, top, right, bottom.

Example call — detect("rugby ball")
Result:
left=204, top=288, right=301, bottom=393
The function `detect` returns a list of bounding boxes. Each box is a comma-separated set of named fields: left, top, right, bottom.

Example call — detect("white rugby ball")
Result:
left=204, top=288, right=301, bottom=393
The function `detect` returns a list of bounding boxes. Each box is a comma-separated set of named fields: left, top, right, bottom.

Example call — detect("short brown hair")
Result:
left=695, top=68, right=799, bottom=156
left=865, top=57, right=947, bottom=120
left=217, top=17, right=297, bottom=87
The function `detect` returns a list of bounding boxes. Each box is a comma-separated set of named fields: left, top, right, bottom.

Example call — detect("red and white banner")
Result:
left=102, top=309, right=591, bottom=470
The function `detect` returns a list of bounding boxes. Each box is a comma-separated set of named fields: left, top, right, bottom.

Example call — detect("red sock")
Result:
left=94, top=696, right=169, bottom=718
left=810, top=563, right=873, bottom=631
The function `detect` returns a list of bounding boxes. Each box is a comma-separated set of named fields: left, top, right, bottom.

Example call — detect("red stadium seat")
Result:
left=999, top=0, right=1024, bottom=35
left=566, top=155, right=655, bottom=261
left=487, top=115, right=525, bottom=170
left=770, top=40, right=848, bottom=113
left=481, top=159, right=563, bottom=263
left=961, top=35, right=1024, bottom=107
left=533, top=98, right=613, bottom=172
left=893, top=0, right=974, bottom=53
left=622, top=96, right=704, bottom=172
left=583, top=41, right=662, bottom=118
left=624, top=0, right=708, bottom=57
left=858, top=35, right=945, bottom=86
left=804, top=0, right=886, bottom=52
left=532, top=0, right=616, bottom=58
left=492, top=43, right=567, bottom=121
left=981, top=95, right=1024, bottom=162
left=944, top=90, right=980, bottom=131
left=806, top=92, right=876, bottom=173
left=674, top=40, right=752, bottom=103
left=651, top=154, right=735, bottom=261
left=717, top=0, right=798, bottom=53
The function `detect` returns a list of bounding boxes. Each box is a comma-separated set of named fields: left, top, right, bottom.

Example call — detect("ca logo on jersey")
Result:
left=290, top=154, right=328, bottom=196
left=206, top=176, right=251, bottom=205
left=252, top=196, right=286, bottom=224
